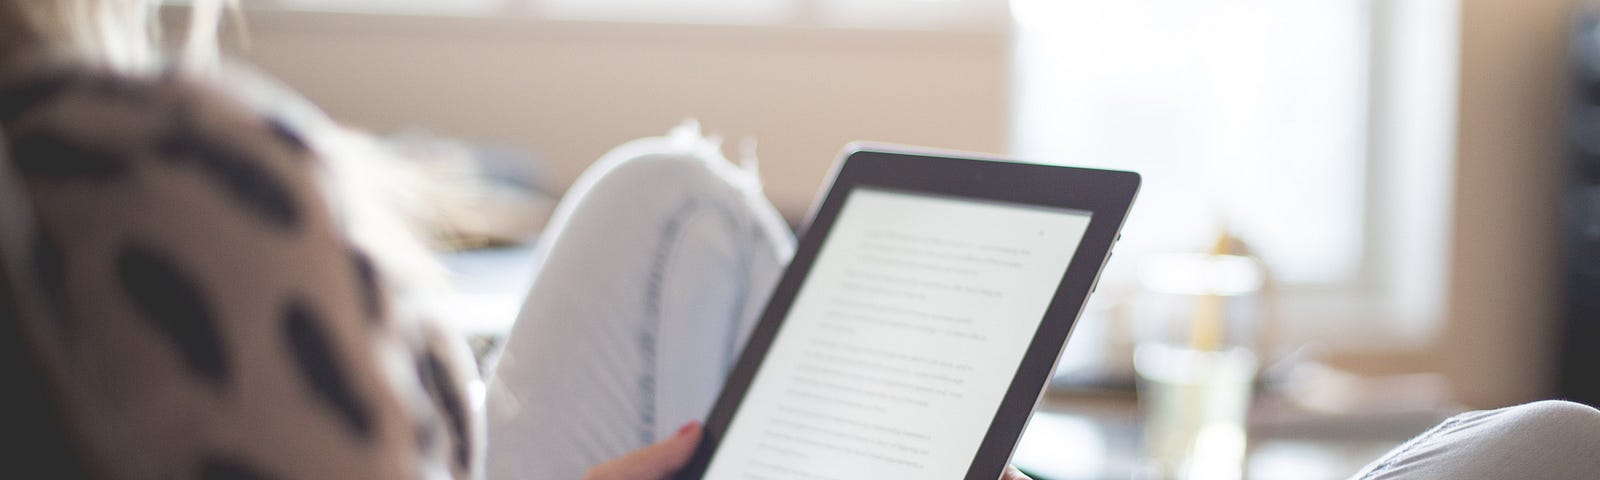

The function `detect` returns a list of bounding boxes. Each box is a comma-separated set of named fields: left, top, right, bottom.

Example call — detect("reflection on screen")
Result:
left=704, top=188, right=1093, bottom=479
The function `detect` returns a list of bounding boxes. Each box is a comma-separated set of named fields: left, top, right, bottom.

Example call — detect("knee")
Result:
left=574, top=126, right=758, bottom=208
left=1518, top=399, right=1600, bottom=418
left=553, top=124, right=792, bottom=265
left=589, top=152, right=726, bottom=198
left=566, top=126, right=790, bottom=249
left=1496, top=400, right=1600, bottom=437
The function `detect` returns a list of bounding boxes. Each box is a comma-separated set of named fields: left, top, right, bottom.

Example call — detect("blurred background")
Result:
left=193, top=0, right=1597, bottom=478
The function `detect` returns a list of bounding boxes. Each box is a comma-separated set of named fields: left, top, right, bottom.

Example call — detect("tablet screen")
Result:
left=704, top=187, right=1093, bottom=479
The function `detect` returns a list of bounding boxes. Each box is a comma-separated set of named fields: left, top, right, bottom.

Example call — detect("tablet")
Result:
left=676, top=146, right=1139, bottom=480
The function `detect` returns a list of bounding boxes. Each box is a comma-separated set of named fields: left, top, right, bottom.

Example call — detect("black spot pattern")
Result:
left=116, top=244, right=229, bottom=386
left=413, top=419, right=441, bottom=456
left=198, top=456, right=278, bottom=480
left=0, top=257, right=17, bottom=328
left=0, top=255, right=95, bottom=479
left=265, top=117, right=309, bottom=155
left=418, top=347, right=470, bottom=469
left=158, top=127, right=300, bottom=229
left=283, top=300, right=374, bottom=440
left=31, top=232, right=71, bottom=336
left=10, top=131, right=128, bottom=181
left=349, top=249, right=382, bottom=322
left=84, top=75, right=152, bottom=104
left=0, top=70, right=74, bottom=125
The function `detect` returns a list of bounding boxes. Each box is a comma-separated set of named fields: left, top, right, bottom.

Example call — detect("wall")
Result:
left=222, top=10, right=1009, bottom=219
left=1437, top=0, right=1569, bottom=407
left=222, top=5, right=1575, bottom=408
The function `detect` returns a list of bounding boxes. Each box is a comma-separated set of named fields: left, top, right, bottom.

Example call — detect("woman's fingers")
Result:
left=1002, top=464, right=1033, bottom=480
left=583, top=422, right=703, bottom=480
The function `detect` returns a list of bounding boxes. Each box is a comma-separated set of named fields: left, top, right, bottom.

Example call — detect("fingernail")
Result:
left=675, top=421, right=700, bottom=437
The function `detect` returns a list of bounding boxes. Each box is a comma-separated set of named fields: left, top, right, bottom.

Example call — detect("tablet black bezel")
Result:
left=675, top=146, right=1140, bottom=480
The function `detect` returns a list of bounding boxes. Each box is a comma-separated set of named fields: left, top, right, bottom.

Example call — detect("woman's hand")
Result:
left=583, top=421, right=1032, bottom=480
left=1003, top=464, right=1033, bottom=480
left=584, top=422, right=703, bottom=480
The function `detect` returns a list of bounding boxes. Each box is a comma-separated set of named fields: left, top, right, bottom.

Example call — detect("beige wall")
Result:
left=1437, top=0, right=1569, bottom=407
left=223, top=11, right=1008, bottom=219
left=1330, top=0, right=1571, bottom=409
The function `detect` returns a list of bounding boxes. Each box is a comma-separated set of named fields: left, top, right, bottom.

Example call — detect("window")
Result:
left=1011, top=0, right=1460, bottom=350
left=1012, top=0, right=1369, bottom=286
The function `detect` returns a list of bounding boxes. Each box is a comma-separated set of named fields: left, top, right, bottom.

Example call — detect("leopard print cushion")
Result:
left=0, top=54, right=481, bottom=480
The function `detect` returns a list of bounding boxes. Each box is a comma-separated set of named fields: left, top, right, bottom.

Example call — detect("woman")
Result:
left=0, top=1, right=1595, bottom=480
left=0, top=2, right=934, bottom=478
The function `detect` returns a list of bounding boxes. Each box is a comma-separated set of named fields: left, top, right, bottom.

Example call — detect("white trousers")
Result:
left=484, top=125, right=795, bottom=480
left=1350, top=399, right=1600, bottom=480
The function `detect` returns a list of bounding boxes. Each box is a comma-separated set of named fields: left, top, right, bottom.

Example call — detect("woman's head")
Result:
left=1, top=0, right=225, bottom=72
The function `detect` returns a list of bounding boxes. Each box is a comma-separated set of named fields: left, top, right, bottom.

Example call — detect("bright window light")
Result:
left=1010, top=0, right=1370, bottom=287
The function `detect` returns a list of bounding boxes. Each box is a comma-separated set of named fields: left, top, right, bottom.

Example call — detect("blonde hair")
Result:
left=0, top=0, right=230, bottom=72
